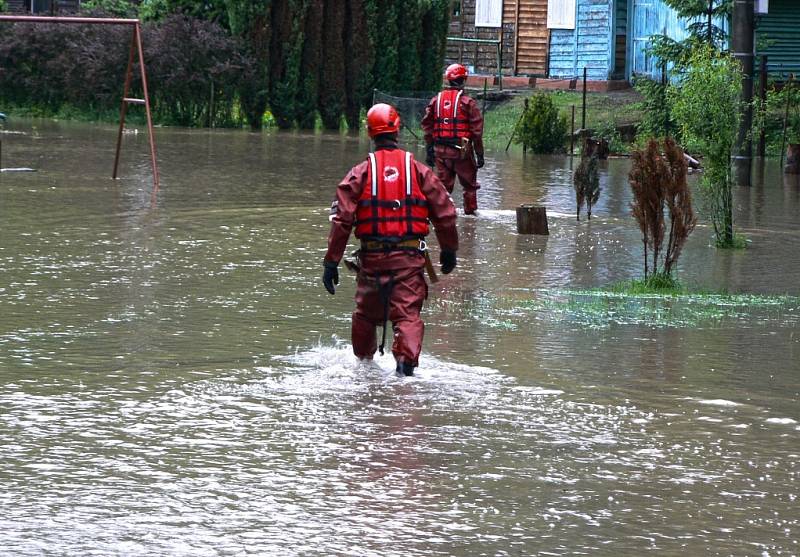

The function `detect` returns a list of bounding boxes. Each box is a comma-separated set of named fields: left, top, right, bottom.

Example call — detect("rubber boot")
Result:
left=464, top=190, right=478, bottom=215
left=396, top=361, right=415, bottom=377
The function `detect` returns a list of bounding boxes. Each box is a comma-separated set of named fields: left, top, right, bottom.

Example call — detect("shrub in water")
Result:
left=629, top=138, right=697, bottom=279
left=514, top=92, right=567, bottom=154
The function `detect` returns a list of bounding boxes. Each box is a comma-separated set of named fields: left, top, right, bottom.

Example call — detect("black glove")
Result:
left=440, top=250, right=456, bottom=275
left=425, top=144, right=435, bottom=167
left=475, top=152, right=485, bottom=169
left=322, top=260, right=339, bottom=295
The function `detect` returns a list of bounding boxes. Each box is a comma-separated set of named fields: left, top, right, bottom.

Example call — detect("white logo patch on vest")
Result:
left=383, top=166, right=400, bottom=182
left=443, top=100, right=452, bottom=110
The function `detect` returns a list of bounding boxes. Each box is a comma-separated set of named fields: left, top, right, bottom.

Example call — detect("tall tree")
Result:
left=344, top=0, right=373, bottom=129
left=369, top=0, right=400, bottom=92
left=419, top=0, right=450, bottom=91
left=396, top=0, right=423, bottom=91
left=649, top=0, right=732, bottom=68
left=318, top=0, right=346, bottom=129
left=296, top=0, right=323, bottom=129
left=269, top=0, right=308, bottom=128
left=226, top=0, right=271, bottom=130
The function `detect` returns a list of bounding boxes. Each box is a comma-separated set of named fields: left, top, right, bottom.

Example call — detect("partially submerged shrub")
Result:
left=515, top=92, right=567, bottom=154
left=573, top=138, right=600, bottom=221
left=629, top=138, right=697, bottom=279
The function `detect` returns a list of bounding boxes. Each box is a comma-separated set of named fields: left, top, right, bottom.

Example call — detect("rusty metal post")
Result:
left=113, top=28, right=137, bottom=182
left=0, top=15, right=159, bottom=193
left=134, top=23, right=159, bottom=194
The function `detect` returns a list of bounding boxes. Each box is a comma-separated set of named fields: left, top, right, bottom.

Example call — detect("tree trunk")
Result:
left=785, top=144, right=800, bottom=174
left=516, top=205, right=549, bottom=235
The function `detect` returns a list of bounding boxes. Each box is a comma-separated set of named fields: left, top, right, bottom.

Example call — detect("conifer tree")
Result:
left=296, top=0, right=323, bottom=129
left=225, top=0, right=272, bottom=130
left=269, top=0, right=307, bottom=128
left=419, top=0, right=450, bottom=91
left=344, top=0, right=374, bottom=130
left=396, top=0, right=423, bottom=91
left=369, top=0, right=400, bottom=92
left=318, top=0, right=346, bottom=129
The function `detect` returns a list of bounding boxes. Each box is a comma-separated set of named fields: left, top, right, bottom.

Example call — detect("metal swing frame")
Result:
left=0, top=15, right=160, bottom=194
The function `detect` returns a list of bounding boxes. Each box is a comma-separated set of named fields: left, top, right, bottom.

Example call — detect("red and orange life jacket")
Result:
left=433, top=89, right=470, bottom=142
left=355, top=149, right=430, bottom=241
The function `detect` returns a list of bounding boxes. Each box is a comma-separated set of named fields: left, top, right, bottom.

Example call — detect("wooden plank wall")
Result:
left=446, top=0, right=515, bottom=77
left=549, top=0, right=613, bottom=80
left=507, top=0, right=548, bottom=76
left=445, top=0, right=548, bottom=77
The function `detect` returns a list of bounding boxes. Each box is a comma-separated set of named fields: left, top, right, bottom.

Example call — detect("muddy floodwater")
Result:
left=1, top=119, right=799, bottom=556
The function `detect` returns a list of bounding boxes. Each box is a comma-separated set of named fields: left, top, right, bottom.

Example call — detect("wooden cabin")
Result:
left=446, top=0, right=629, bottom=85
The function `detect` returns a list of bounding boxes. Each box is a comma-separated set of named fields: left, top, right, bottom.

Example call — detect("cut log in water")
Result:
left=516, top=205, right=549, bottom=235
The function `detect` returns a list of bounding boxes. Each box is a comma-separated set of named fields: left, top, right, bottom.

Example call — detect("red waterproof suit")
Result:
left=325, top=144, right=458, bottom=368
left=421, top=87, right=485, bottom=214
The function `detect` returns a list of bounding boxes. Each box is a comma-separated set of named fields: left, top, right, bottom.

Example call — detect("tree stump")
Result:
left=785, top=144, right=800, bottom=174
left=516, top=205, right=549, bottom=235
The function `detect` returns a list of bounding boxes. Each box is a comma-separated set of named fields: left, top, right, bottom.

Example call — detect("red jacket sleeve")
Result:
left=324, top=160, right=369, bottom=264
left=421, top=96, right=437, bottom=146
left=464, top=96, right=484, bottom=156
left=415, top=160, right=458, bottom=252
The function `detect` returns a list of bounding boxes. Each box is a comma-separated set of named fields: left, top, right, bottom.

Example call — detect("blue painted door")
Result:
left=627, top=0, right=688, bottom=80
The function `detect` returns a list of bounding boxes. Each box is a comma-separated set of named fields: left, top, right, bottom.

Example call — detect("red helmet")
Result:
left=366, top=103, right=401, bottom=138
left=445, top=63, right=468, bottom=82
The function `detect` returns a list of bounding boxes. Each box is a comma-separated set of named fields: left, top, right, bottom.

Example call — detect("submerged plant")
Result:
left=573, top=138, right=601, bottom=220
left=629, top=137, right=697, bottom=280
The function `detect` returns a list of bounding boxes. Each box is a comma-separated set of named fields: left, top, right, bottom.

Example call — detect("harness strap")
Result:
left=377, top=273, right=395, bottom=356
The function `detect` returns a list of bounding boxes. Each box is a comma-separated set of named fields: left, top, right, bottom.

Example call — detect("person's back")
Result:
left=323, top=103, right=458, bottom=376
left=421, top=63, right=485, bottom=214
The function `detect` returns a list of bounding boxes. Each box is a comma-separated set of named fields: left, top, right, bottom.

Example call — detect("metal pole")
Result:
left=112, top=28, right=137, bottom=181
left=758, top=55, right=767, bottom=158
left=733, top=0, right=754, bottom=187
left=135, top=23, right=159, bottom=195
left=505, top=98, right=527, bottom=152
left=482, top=78, right=488, bottom=114
left=779, top=75, right=794, bottom=170
left=582, top=67, right=587, bottom=131
left=570, top=104, right=576, bottom=156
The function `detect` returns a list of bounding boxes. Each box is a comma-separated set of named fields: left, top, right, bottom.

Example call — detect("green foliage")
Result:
left=609, top=273, right=683, bottom=295
left=318, top=0, right=346, bottom=130
left=269, top=0, right=307, bottom=129
left=344, top=0, right=374, bottom=129
left=140, top=0, right=229, bottom=25
left=670, top=46, right=740, bottom=248
left=514, top=93, right=568, bottom=154
left=648, top=0, right=731, bottom=67
left=226, top=0, right=272, bottom=130
left=0, top=0, right=6, bottom=11
left=296, top=0, right=323, bottom=129
left=767, top=83, right=800, bottom=144
left=418, top=0, right=450, bottom=92
left=633, top=75, right=672, bottom=140
left=81, top=0, right=137, bottom=16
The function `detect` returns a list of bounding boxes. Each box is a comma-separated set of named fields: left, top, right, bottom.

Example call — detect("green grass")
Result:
left=605, top=274, right=685, bottom=296
left=481, top=88, right=644, bottom=152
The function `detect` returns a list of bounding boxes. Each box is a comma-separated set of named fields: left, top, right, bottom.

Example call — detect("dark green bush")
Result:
left=515, top=93, right=568, bottom=154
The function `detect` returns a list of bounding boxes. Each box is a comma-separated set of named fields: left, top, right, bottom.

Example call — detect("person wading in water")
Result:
left=322, top=103, right=458, bottom=377
left=421, top=63, right=485, bottom=215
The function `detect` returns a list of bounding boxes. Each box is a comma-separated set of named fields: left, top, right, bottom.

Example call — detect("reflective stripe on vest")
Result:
left=355, top=149, right=430, bottom=240
left=433, top=89, right=469, bottom=141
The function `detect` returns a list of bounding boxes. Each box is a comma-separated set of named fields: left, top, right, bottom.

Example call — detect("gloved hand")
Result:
left=475, top=152, right=485, bottom=169
left=322, top=260, right=339, bottom=295
left=440, top=250, right=456, bottom=275
left=425, top=144, right=435, bottom=167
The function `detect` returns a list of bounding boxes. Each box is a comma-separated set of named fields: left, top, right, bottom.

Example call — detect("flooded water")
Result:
left=1, top=119, right=799, bottom=556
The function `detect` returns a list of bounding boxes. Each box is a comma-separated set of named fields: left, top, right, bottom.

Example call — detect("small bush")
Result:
left=515, top=92, right=568, bottom=154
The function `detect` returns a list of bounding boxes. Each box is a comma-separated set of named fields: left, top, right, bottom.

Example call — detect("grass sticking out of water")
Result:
left=509, top=288, right=800, bottom=329
left=606, top=274, right=684, bottom=296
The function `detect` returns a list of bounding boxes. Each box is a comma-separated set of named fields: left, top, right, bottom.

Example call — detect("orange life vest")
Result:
left=433, top=89, right=470, bottom=142
left=355, top=149, right=430, bottom=241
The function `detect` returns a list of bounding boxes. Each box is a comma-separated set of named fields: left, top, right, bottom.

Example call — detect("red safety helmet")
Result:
left=445, top=63, right=468, bottom=82
left=366, top=103, right=401, bottom=138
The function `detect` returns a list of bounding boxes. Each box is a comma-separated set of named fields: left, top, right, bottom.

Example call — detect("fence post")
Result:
left=582, top=66, right=587, bottom=131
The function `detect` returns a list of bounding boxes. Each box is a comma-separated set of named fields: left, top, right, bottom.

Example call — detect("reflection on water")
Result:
left=1, top=120, right=799, bottom=555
